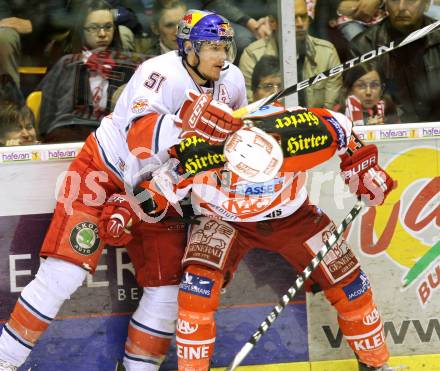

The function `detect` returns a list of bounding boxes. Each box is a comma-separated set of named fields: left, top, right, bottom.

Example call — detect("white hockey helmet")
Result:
left=223, top=126, right=283, bottom=182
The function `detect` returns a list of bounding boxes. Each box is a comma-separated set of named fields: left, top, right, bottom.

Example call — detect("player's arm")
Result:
left=126, top=88, right=243, bottom=160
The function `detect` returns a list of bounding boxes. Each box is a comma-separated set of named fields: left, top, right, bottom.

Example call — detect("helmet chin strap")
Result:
left=184, top=53, right=211, bottom=83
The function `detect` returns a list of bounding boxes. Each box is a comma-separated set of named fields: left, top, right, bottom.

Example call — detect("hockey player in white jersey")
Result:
left=0, top=9, right=247, bottom=371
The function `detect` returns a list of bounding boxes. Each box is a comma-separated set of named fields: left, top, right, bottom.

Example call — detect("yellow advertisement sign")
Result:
left=358, top=147, right=439, bottom=307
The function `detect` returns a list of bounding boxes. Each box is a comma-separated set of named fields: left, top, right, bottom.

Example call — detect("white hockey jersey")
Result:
left=94, top=50, right=247, bottom=187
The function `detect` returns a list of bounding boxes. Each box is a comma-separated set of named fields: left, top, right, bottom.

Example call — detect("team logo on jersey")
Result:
left=130, top=97, right=149, bottom=114
left=69, top=222, right=100, bottom=255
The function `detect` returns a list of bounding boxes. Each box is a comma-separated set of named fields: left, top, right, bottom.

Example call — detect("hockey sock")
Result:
left=0, top=258, right=86, bottom=366
left=176, top=266, right=223, bottom=371
left=123, top=286, right=178, bottom=371
left=324, top=269, right=389, bottom=368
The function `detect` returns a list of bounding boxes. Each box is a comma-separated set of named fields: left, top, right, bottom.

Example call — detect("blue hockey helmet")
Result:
left=176, top=9, right=236, bottom=62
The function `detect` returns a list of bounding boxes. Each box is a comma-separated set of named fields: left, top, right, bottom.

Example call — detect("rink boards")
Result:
left=0, top=123, right=439, bottom=370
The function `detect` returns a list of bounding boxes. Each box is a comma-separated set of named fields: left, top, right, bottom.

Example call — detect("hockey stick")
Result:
left=232, top=19, right=440, bottom=118
left=225, top=199, right=366, bottom=371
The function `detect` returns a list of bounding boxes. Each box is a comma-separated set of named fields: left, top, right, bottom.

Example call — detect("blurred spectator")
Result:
left=251, top=55, right=282, bottom=102
left=186, top=0, right=273, bottom=60
left=0, top=73, right=24, bottom=105
left=0, top=102, right=37, bottom=146
left=351, top=0, right=440, bottom=123
left=0, top=0, right=68, bottom=86
left=240, top=0, right=342, bottom=107
left=38, top=0, right=143, bottom=143
left=124, top=0, right=272, bottom=57
left=63, top=0, right=137, bottom=52
left=336, top=63, right=399, bottom=125
left=146, top=0, right=187, bottom=55
left=334, top=0, right=387, bottom=41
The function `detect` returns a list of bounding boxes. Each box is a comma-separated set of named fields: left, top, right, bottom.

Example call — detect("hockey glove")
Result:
left=99, top=193, right=138, bottom=246
left=177, top=90, right=243, bottom=145
left=340, top=144, right=396, bottom=206
left=98, top=184, right=168, bottom=246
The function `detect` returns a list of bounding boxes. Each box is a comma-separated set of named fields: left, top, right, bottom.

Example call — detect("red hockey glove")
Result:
left=98, top=184, right=168, bottom=246
left=98, top=193, right=140, bottom=246
left=340, top=144, right=396, bottom=206
left=177, top=90, right=243, bottom=144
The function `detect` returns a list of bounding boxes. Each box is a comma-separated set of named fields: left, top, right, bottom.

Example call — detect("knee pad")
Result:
left=124, top=285, right=178, bottom=371
left=6, top=257, right=86, bottom=348
left=324, top=269, right=389, bottom=368
left=133, top=285, right=179, bottom=333
left=176, top=265, right=224, bottom=371
left=22, top=257, right=86, bottom=318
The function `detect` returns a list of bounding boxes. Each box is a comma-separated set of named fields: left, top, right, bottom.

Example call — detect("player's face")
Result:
left=83, top=10, right=114, bottom=50
left=351, top=70, right=382, bottom=109
left=253, top=74, right=282, bottom=101
left=156, top=6, right=186, bottom=50
left=386, top=0, right=428, bottom=32
left=197, top=41, right=231, bottom=81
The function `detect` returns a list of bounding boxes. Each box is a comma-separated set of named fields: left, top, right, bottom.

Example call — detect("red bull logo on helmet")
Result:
left=218, top=23, right=233, bottom=37
left=183, top=11, right=204, bottom=27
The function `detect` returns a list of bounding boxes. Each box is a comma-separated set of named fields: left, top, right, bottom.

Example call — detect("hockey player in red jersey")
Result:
left=152, top=104, right=396, bottom=371
left=0, top=9, right=247, bottom=371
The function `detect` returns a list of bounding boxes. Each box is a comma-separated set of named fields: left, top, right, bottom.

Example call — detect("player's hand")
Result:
left=340, top=144, right=396, bottom=206
left=98, top=194, right=138, bottom=246
left=177, top=90, right=243, bottom=145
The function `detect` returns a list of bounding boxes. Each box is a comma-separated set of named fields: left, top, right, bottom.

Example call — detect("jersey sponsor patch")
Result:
left=183, top=218, right=236, bottom=270
left=363, top=307, right=380, bottom=326
left=304, top=222, right=359, bottom=284
left=69, top=222, right=101, bottom=255
left=227, top=177, right=284, bottom=196
left=249, top=109, right=334, bottom=158
left=222, top=196, right=272, bottom=215
left=342, top=270, right=371, bottom=301
left=170, top=136, right=226, bottom=176
left=179, top=272, right=214, bottom=298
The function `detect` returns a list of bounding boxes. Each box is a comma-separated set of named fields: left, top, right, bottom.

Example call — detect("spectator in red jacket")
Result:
left=336, top=63, right=399, bottom=126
